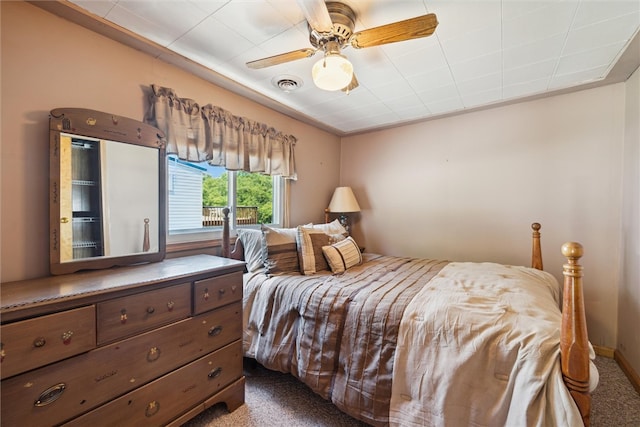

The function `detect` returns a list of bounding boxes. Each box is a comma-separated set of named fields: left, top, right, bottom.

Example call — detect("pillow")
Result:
left=261, top=224, right=300, bottom=274
left=296, top=226, right=335, bottom=275
left=322, top=236, right=362, bottom=274
left=311, top=219, right=348, bottom=236
left=236, top=229, right=264, bottom=273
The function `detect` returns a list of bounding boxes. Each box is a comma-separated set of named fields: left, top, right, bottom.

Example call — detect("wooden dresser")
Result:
left=0, top=254, right=246, bottom=426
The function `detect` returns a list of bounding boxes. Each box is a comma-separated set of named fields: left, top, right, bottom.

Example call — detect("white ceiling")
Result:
left=59, top=0, right=640, bottom=135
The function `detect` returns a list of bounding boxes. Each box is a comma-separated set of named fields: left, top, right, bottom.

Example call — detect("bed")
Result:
left=219, top=216, right=593, bottom=426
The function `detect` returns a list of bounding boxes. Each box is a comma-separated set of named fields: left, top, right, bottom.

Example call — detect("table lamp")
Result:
left=328, top=186, right=360, bottom=235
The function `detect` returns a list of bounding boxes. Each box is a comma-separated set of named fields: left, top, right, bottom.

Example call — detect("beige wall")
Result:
left=618, top=66, right=640, bottom=374
left=341, top=83, right=629, bottom=349
left=0, top=1, right=340, bottom=282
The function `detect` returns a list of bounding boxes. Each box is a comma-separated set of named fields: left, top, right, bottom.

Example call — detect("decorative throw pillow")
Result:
left=236, top=228, right=264, bottom=273
left=296, top=226, right=336, bottom=275
left=311, top=219, right=348, bottom=236
left=322, top=236, right=362, bottom=274
left=261, top=224, right=300, bottom=274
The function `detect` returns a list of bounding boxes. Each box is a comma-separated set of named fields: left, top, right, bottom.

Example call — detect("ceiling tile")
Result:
left=461, top=87, right=503, bottom=109
left=503, top=34, right=565, bottom=70
left=108, top=0, right=213, bottom=46
left=416, top=84, right=459, bottom=105
left=212, top=1, right=295, bottom=45
left=440, top=25, right=501, bottom=65
left=391, top=41, right=448, bottom=77
left=572, top=0, right=640, bottom=28
left=383, top=92, right=425, bottom=112
left=556, top=42, right=630, bottom=77
left=72, top=0, right=117, bottom=17
left=549, top=65, right=610, bottom=89
left=456, top=72, right=502, bottom=97
left=449, top=52, right=501, bottom=83
left=425, top=96, right=464, bottom=115
left=503, top=78, right=549, bottom=100
left=563, top=13, right=640, bottom=55
left=426, top=0, right=501, bottom=41
left=369, top=79, right=416, bottom=101
left=502, top=2, right=578, bottom=50
left=406, top=67, right=455, bottom=93
left=170, top=15, right=254, bottom=65
left=503, top=59, right=556, bottom=86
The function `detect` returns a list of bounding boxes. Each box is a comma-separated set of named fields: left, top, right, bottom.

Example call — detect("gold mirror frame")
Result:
left=49, top=108, right=166, bottom=275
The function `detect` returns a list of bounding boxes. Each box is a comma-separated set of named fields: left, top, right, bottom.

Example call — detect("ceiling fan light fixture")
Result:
left=312, top=53, right=353, bottom=91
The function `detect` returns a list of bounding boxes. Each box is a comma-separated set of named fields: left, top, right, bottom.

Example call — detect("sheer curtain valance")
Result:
left=145, top=84, right=297, bottom=179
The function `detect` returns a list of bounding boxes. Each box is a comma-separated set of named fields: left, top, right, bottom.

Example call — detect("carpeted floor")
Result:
left=184, top=356, right=640, bottom=426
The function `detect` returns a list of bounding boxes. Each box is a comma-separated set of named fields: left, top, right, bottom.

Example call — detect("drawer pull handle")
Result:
left=218, top=288, right=226, bottom=295
left=146, top=306, right=155, bottom=314
left=120, top=309, right=127, bottom=324
left=1, top=342, right=5, bottom=362
left=147, top=346, right=161, bottom=362
left=208, top=326, right=223, bottom=337
left=33, top=337, right=47, bottom=348
left=208, top=367, right=223, bottom=379
left=203, top=288, right=209, bottom=301
left=34, top=383, right=66, bottom=407
left=145, top=400, right=160, bottom=417
left=167, top=301, right=175, bottom=311
left=61, top=331, right=73, bottom=345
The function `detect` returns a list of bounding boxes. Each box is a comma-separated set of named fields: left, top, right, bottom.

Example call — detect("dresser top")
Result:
left=1, top=255, right=245, bottom=321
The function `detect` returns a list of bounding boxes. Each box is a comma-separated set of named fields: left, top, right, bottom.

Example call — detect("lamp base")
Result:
left=338, top=214, right=351, bottom=236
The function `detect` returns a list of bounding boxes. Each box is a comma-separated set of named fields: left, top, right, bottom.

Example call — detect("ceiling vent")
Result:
left=272, top=75, right=303, bottom=93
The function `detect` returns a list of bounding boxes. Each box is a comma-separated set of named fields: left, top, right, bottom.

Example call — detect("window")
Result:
left=167, top=156, right=283, bottom=241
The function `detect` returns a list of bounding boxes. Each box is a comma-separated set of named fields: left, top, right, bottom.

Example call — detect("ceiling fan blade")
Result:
left=246, top=48, right=317, bottom=69
left=297, top=0, right=333, bottom=34
left=342, top=73, right=359, bottom=93
left=350, top=13, right=438, bottom=49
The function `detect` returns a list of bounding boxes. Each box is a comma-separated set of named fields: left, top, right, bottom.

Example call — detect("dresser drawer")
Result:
left=193, top=271, right=243, bottom=314
left=0, top=303, right=242, bottom=427
left=0, top=305, right=95, bottom=380
left=97, top=282, right=190, bottom=344
left=64, top=340, right=243, bottom=427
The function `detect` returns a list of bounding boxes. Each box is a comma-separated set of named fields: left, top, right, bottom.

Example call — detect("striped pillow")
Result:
left=322, top=236, right=362, bottom=274
left=262, top=225, right=300, bottom=274
left=296, top=226, right=346, bottom=275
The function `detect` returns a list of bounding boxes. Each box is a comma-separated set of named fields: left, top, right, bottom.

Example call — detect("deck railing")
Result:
left=202, top=206, right=258, bottom=226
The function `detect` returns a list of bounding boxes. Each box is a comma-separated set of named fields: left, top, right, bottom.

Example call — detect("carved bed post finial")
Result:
left=222, top=207, right=230, bottom=258
left=560, top=242, right=591, bottom=426
left=531, top=223, right=543, bottom=270
left=143, top=218, right=150, bottom=252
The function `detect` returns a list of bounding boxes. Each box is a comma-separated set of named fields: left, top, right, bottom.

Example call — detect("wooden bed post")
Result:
left=561, top=242, right=591, bottom=426
left=221, top=207, right=230, bottom=258
left=531, top=223, right=543, bottom=270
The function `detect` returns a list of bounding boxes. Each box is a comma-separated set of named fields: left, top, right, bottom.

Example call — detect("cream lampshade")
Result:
left=328, top=187, right=360, bottom=235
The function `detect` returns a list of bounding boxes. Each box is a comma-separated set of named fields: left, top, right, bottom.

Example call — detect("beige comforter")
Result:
left=242, top=254, right=582, bottom=426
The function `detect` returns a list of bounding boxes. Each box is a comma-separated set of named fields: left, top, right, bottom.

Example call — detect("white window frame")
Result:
left=166, top=159, right=284, bottom=245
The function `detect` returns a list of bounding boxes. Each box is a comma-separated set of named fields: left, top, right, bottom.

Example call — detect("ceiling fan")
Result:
left=246, top=0, right=438, bottom=93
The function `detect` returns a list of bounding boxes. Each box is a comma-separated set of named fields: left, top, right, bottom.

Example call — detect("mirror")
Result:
left=49, top=108, right=166, bottom=275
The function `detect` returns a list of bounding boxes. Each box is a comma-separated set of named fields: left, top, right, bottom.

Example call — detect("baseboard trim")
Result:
left=614, top=349, right=640, bottom=395
left=593, top=345, right=615, bottom=358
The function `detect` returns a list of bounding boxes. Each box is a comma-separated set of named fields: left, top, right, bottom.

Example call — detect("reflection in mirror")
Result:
left=50, top=108, right=166, bottom=275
